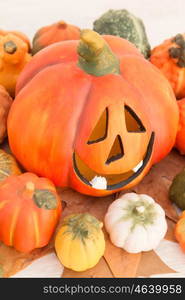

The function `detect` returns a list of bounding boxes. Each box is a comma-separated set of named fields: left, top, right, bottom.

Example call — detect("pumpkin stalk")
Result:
left=135, top=206, right=145, bottom=214
left=4, top=40, right=17, bottom=54
left=63, top=213, right=102, bottom=242
left=22, top=181, right=35, bottom=198
left=77, top=29, right=120, bottom=76
left=25, top=181, right=35, bottom=191
left=58, top=21, right=67, bottom=29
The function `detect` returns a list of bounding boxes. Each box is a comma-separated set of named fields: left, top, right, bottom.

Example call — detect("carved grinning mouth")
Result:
left=73, top=132, right=155, bottom=191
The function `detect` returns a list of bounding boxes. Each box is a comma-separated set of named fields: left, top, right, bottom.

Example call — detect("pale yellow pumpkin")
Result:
left=55, top=213, right=105, bottom=272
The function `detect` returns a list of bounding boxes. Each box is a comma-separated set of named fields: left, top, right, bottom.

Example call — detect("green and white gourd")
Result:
left=104, top=193, right=167, bottom=253
left=93, top=9, right=151, bottom=58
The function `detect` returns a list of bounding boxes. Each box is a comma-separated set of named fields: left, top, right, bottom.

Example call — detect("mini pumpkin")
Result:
left=55, top=213, right=105, bottom=271
left=175, top=211, right=185, bottom=252
left=150, top=33, right=185, bottom=99
left=0, top=172, right=62, bottom=252
left=8, top=30, right=178, bottom=196
left=0, top=149, right=21, bottom=182
left=0, top=85, right=12, bottom=143
left=32, top=20, right=80, bottom=55
left=0, top=33, right=31, bottom=97
left=104, top=193, right=167, bottom=253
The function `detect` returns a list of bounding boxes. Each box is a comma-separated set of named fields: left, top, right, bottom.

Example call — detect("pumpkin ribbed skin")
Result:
left=8, top=32, right=178, bottom=196
left=55, top=213, right=105, bottom=271
left=32, top=20, right=80, bottom=55
left=0, top=172, right=62, bottom=252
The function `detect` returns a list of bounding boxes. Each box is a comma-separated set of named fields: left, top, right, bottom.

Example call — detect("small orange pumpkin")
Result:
left=32, top=20, right=80, bottom=55
left=175, top=211, right=185, bottom=252
left=150, top=33, right=185, bottom=99
left=0, top=33, right=31, bottom=97
left=0, top=172, right=62, bottom=252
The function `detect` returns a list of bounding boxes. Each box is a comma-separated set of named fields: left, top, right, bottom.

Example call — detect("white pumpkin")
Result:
left=104, top=193, right=167, bottom=253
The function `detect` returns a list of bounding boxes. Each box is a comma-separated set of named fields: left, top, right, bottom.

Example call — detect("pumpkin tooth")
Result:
left=132, top=160, right=143, bottom=173
left=90, top=176, right=107, bottom=190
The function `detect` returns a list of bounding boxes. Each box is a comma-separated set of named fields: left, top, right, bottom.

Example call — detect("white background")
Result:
left=0, top=0, right=185, bottom=47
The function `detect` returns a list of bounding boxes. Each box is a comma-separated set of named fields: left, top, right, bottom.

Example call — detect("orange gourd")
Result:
left=175, top=211, right=185, bottom=252
left=32, top=20, right=80, bottom=55
left=0, top=172, right=62, bottom=252
left=150, top=33, right=185, bottom=99
left=8, top=30, right=178, bottom=196
left=0, top=33, right=31, bottom=97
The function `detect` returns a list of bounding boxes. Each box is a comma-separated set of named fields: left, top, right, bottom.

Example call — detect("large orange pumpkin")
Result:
left=0, top=172, right=62, bottom=252
left=8, top=30, right=178, bottom=196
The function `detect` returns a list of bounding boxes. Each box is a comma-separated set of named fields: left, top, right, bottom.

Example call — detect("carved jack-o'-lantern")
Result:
left=8, top=30, right=178, bottom=196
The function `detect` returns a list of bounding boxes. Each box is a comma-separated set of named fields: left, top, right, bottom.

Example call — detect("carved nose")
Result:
left=106, top=135, right=124, bottom=164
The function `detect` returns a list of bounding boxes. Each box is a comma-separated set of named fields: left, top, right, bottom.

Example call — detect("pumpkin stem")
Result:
left=135, top=206, right=145, bottom=214
left=63, top=213, right=102, bottom=243
left=25, top=181, right=35, bottom=191
left=58, top=21, right=67, bottom=29
left=4, top=40, right=17, bottom=54
left=77, top=29, right=120, bottom=76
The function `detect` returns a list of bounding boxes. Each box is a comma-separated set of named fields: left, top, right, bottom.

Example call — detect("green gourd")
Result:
left=93, top=9, right=151, bottom=58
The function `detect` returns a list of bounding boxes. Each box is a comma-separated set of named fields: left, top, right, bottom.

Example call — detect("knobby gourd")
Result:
left=93, top=9, right=151, bottom=58
left=150, top=33, right=185, bottom=99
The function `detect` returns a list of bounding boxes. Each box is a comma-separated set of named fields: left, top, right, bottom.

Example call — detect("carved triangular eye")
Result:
left=106, top=135, right=124, bottom=164
left=87, top=108, right=108, bottom=144
left=125, top=105, right=146, bottom=132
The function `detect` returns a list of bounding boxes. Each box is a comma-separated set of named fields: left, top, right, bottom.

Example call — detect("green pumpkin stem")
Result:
left=33, top=189, right=57, bottom=210
left=77, top=29, right=120, bottom=76
left=63, top=213, right=102, bottom=244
